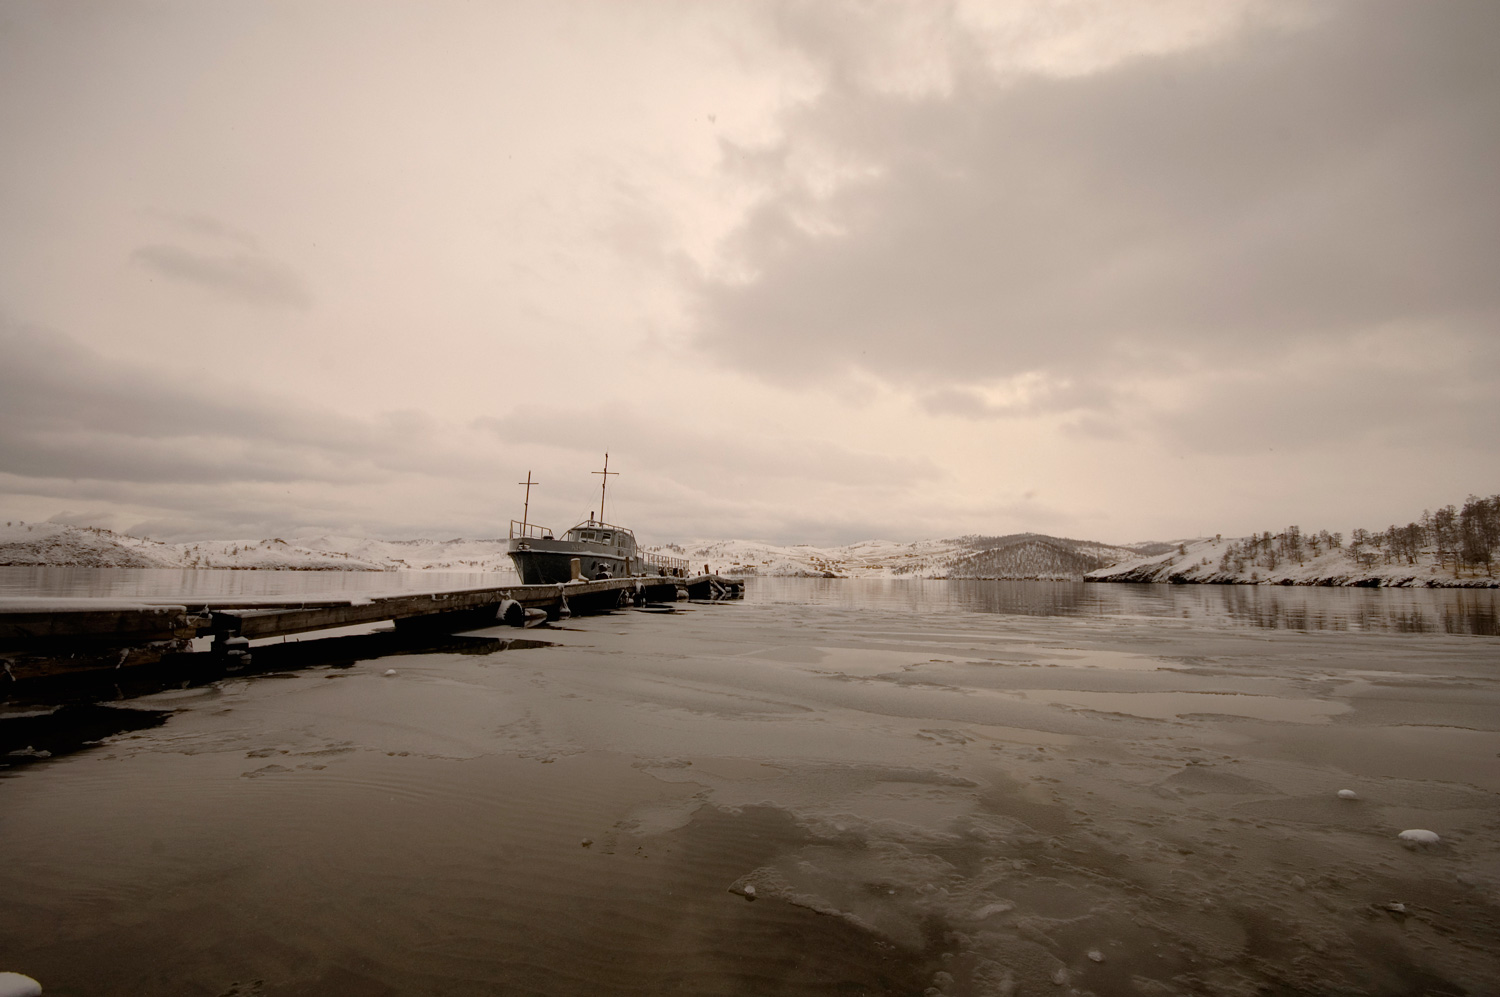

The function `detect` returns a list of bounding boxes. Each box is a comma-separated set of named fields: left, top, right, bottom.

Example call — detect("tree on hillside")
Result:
left=1460, top=495, right=1500, bottom=576
left=1348, top=528, right=1377, bottom=570
left=1280, top=525, right=1304, bottom=566
left=1432, top=506, right=1458, bottom=574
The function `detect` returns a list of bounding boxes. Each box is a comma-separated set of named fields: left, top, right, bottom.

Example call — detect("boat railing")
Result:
left=510, top=520, right=554, bottom=541
left=642, top=550, right=690, bottom=575
left=575, top=517, right=633, bottom=535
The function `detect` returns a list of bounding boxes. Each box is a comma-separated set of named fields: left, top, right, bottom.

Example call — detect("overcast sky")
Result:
left=1, top=0, right=1495, bottom=545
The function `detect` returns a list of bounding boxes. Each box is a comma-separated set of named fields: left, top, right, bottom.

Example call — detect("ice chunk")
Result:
left=743, top=884, right=756, bottom=897
left=974, top=901, right=1015, bottom=918
left=1337, top=789, right=1358, bottom=799
left=1398, top=829, right=1440, bottom=847
left=1087, top=949, right=1105, bottom=962
left=382, top=668, right=397, bottom=677
left=0, top=972, right=42, bottom=997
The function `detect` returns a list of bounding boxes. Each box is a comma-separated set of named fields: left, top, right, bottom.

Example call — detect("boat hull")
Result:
left=507, top=540, right=631, bottom=585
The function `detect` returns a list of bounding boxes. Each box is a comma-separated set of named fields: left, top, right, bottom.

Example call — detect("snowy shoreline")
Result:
left=4, top=520, right=1497, bottom=586
left=1086, top=536, right=1500, bottom=588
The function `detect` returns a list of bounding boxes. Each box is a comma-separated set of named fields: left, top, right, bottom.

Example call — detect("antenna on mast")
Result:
left=592, top=453, right=618, bottom=523
left=518, top=471, right=538, bottom=532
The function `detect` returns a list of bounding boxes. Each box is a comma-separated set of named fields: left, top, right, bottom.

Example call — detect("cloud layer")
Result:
left=0, top=1, right=1495, bottom=546
left=693, top=0, right=1500, bottom=434
left=133, top=244, right=312, bottom=308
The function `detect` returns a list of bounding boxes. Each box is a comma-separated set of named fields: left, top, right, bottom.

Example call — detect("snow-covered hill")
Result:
left=0, top=522, right=516, bottom=572
left=1, top=522, right=1142, bottom=579
left=1087, top=536, right=1500, bottom=588
left=8, top=519, right=1493, bottom=586
left=0, top=521, right=176, bottom=568
left=654, top=533, right=1149, bottom=579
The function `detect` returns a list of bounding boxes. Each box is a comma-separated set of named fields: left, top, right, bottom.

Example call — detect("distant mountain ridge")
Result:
left=651, top=533, right=1153, bottom=579
left=7, top=515, right=1493, bottom=586
left=0, top=521, right=1147, bottom=579
left=0, top=522, right=517, bottom=573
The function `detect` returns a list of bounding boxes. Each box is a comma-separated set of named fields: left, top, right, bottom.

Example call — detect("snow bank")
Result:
left=0, top=522, right=518, bottom=574
left=1086, top=536, right=1499, bottom=588
left=652, top=534, right=1146, bottom=580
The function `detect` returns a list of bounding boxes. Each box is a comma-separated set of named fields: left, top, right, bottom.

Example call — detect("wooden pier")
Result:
left=0, top=574, right=745, bottom=682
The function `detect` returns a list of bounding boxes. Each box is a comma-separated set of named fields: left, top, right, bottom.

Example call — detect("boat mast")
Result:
left=593, top=453, right=618, bottom=523
left=517, top=470, right=538, bottom=532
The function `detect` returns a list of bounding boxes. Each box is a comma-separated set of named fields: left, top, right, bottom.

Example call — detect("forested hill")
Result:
left=1089, top=495, right=1500, bottom=588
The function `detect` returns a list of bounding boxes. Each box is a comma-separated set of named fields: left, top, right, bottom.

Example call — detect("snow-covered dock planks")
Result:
left=0, top=600, right=208, bottom=645
left=0, top=575, right=745, bottom=680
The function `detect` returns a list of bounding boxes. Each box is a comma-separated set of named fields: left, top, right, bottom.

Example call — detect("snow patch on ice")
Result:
left=1398, top=828, right=1441, bottom=847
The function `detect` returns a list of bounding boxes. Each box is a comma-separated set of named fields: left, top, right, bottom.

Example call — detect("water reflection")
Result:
left=2, top=567, right=1495, bottom=635
left=747, top=577, right=1500, bottom=636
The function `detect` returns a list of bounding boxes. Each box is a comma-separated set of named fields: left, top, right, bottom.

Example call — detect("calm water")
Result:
left=2, top=566, right=1495, bottom=634
left=2, top=576, right=1498, bottom=995
left=748, top=577, right=1500, bottom=635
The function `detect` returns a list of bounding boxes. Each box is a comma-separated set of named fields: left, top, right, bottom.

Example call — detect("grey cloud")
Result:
left=147, top=210, right=261, bottom=249
left=920, top=388, right=992, bottom=419
left=694, top=0, right=1500, bottom=404
left=0, top=322, right=494, bottom=489
left=133, top=244, right=312, bottom=308
left=476, top=404, right=940, bottom=490
left=46, top=509, right=114, bottom=528
left=0, top=471, right=381, bottom=542
left=471, top=404, right=949, bottom=544
left=0, top=433, right=376, bottom=487
left=918, top=378, right=1119, bottom=420
left=1149, top=343, right=1500, bottom=456
left=3, top=326, right=358, bottom=459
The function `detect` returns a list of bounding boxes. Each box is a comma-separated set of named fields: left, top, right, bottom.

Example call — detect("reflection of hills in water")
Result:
left=746, top=578, right=1500, bottom=636
left=1212, top=585, right=1500, bottom=636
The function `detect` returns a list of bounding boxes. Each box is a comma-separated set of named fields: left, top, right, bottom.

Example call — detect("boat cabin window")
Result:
left=600, top=533, right=612, bottom=543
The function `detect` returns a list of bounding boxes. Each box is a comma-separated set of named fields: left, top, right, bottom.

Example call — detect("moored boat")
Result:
left=505, top=456, right=688, bottom=584
left=507, top=516, right=686, bottom=584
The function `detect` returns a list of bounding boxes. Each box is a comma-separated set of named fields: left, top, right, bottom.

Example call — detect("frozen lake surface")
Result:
left=2, top=566, right=1496, bottom=635
left=1, top=577, right=1497, bottom=995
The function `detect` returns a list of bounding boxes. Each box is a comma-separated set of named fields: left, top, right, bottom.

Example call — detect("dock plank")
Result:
left=1, top=575, right=744, bottom=666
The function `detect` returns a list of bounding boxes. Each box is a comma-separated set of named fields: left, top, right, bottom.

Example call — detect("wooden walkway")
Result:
left=0, top=574, right=745, bottom=681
